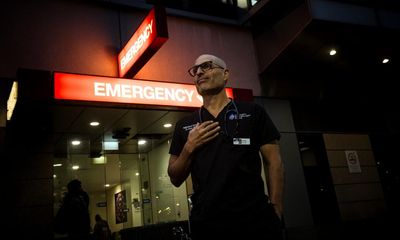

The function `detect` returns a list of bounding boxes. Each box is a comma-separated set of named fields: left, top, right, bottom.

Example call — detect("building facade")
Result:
left=1, top=0, right=399, bottom=239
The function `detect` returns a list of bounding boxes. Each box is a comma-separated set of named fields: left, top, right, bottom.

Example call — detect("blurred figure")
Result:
left=58, top=179, right=91, bottom=240
left=93, top=214, right=112, bottom=240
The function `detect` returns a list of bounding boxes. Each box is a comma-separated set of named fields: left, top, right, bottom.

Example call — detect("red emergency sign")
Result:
left=118, top=6, right=168, bottom=78
left=54, top=72, right=233, bottom=108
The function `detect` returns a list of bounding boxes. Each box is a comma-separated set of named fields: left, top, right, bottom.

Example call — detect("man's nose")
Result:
left=195, top=67, right=204, bottom=76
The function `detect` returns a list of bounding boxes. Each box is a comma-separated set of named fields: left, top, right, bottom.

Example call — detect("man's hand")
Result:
left=185, top=121, right=220, bottom=153
left=168, top=121, right=220, bottom=187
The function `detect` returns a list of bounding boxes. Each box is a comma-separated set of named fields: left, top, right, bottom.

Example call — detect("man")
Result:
left=168, top=54, right=284, bottom=239
left=61, top=179, right=91, bottom=240
left=93, top=214, right=112, bottom=240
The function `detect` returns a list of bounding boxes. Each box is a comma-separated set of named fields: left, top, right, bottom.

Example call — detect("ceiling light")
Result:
left=71, top=140, right=81, bottom=145
left=138, top=139, right=146, bottom=145
left=72, top=165, right=80, bottom=170
left=329, top=49, right=337, bottom=56
left=163, top=123, right=172, bottom=128
left=90, top=121, right=100, bottom=126
left=105, top=184, right=110, bottom=187
left=382, top=58, right=389, bottom=64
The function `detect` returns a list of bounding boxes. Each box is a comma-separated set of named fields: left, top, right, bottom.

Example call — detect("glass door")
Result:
left=53, top=133, right=109, bottom=239
left=53, top=107, right=192, bottom=239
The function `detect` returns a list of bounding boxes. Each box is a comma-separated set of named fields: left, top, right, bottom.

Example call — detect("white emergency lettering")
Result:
left=94, top=82, right=195, bottom=102
left=120, top=19, right=153, bottom=70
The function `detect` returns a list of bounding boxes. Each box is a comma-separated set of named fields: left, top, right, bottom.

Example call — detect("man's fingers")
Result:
left=199, top=121, right=219, bottom=132
left=200, top=124, right=220, bottom=139
left=206, top=124, right=220, bottom=135
left=202, top=131, right=220, bottom=143
left=200, top=123, right=220, bottom=144
left=189, top=121, right=220, bottom=147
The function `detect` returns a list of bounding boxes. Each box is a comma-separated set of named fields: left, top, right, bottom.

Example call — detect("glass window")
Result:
left=53, top=108, right=191, bottom=238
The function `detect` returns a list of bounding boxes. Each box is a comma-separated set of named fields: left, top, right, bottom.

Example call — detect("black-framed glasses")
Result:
left=188, top=61, right=224, bottom=77
left=198, top=100, right=239, bottom=138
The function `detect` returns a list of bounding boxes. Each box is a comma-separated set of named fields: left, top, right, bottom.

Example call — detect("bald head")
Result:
left=194, top=54, right=227, bottom=69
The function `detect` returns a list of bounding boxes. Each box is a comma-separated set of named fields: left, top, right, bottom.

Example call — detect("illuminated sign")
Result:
left=7, top=81, right=18, bottom=120
left=54, top=72, right=233, bottom=107
left=118, top=6, right=168, bottom=78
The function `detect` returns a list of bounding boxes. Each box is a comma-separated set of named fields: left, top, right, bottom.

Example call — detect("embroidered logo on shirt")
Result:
left=182, top=124, right=197, bottom=132
left=227, top=112, right=237, bottom=120
left=239, top=113, right=251, bottom=119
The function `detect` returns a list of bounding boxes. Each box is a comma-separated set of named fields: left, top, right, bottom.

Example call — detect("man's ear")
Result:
left=224, top=69, right=229, bottom=85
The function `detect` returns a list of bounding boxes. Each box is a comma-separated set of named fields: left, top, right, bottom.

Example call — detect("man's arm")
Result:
left=168, top=121, right=220, bottom=187
left=260, top=140, right=284, bottom=219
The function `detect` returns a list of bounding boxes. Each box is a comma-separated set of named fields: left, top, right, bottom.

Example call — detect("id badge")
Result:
left=233, top=138, right=250, bottom=145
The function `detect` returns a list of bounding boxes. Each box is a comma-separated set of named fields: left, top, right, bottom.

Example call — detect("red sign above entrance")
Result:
left=54, top=72, right=233, bottom=108
left=118, top=6, right=168, bottom=78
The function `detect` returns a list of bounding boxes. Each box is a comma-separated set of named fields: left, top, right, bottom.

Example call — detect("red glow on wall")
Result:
left=118, top=6, right=168, bottom=78
left=54, top=72, right=234, bottom=108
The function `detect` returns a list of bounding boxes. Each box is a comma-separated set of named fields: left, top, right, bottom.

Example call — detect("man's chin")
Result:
left=198, top=86, right=224, bottom=96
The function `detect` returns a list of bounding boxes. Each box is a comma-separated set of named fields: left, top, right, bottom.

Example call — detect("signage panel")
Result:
left=54, top=72, right=233, bottom=107
left=345, top=150, right=362, bottom=173
left=118, top=6, right=168, bottom=78
left=7, top=81, right=18, bottom=120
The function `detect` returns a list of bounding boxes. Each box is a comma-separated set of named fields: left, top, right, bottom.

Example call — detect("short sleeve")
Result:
left=169, top=120, right=185, bottom=156
left=254, top=103, right=281, bottom=146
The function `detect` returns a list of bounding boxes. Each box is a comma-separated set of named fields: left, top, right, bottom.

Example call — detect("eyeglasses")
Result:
left=198, top=100, right=239, bottom=138
left=188, top=61, right=224, bottom=77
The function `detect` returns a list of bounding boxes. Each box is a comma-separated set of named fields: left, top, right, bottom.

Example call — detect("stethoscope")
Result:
left=198, top=99, right=239, bottom=138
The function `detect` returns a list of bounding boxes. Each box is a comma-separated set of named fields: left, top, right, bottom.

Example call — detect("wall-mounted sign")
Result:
left=7, top=81, right=18, bottom=120
left=345, top=150, right=362, bottom=173
left=96, top=201, right=107, bottom=207
left=54, top=72, right=233, bottom=107
left=118, top=6, right=168, bottom=78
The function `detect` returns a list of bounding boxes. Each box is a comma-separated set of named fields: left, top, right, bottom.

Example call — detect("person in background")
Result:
left=93, top=214, right=112, bottom=240
left=168, top=54, right=285, bottom=239
left=62, top=179, right=91, bottom=240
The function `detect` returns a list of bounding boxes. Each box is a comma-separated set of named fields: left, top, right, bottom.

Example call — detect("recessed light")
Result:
left=382, top=58, right=389, bottom=64
left=90, top=121, right=100, bottom=126
left=163, top=123, right=172, bottom=128
left=138, top=139, right=146, bottom=145
left=329, top=49, right=337, bottom=56
left=71, top=140, right=81, bottom=145
left=72, top=165, right=80, bottom=170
